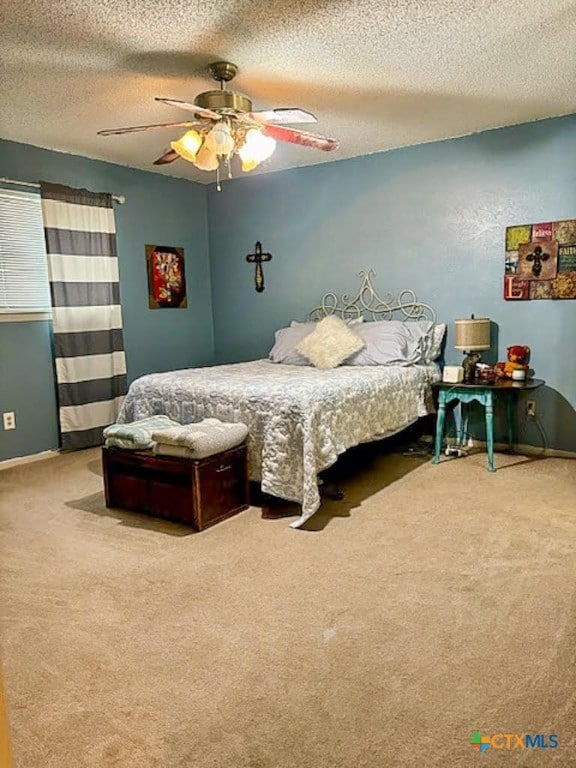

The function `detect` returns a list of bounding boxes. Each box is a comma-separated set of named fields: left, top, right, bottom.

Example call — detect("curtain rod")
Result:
left=0, top=177, right=126, bottom=204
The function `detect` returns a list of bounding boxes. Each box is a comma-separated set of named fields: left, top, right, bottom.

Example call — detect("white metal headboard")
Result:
left=307, top=269, right=437, bottom=323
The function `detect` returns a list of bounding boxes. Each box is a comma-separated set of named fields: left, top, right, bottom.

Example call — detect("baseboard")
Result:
left=0, top=450, right=59, bottom=470
left=469, top=439, right=576, bottom=460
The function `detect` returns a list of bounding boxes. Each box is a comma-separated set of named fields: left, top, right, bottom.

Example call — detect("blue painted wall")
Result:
left=2, top=116, right=576, bottom=459
left=0, top=139, right=213, bottom=461
left=207, top=115, right=576, bottom=452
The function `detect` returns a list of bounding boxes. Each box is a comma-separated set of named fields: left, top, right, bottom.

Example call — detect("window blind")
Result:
left=0, top=189, right=51, bottom=313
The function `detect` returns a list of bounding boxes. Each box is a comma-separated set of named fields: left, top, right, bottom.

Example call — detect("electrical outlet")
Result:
left=2, top=411, right=16, bottom=430
left=526, top=400, right=536, bottom=418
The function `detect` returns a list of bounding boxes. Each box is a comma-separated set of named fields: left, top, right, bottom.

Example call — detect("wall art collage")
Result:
left=504, top=219, right=576, bottom=300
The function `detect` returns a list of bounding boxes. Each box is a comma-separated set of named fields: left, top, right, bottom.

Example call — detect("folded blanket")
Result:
left=104, top=415, right=181, bottom=450
left=151, top=418, right=248, bottom=459
left=153, top=444, right=198, bottom=459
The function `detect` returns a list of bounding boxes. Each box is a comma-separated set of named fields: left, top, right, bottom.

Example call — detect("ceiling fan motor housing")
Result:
left=209, top=61, right=238, bottom=82
left=194, top=89, right=253, bottom=114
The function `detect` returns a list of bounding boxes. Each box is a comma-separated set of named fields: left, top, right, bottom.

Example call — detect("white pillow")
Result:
left=345, top=321, right=429, bottom=366
left=344, top=320, right=445, bottom=366
left=402, top=320, right=445, bottom=363
left=269, top=325, right=315, bottom=365
left=269, top=317, right=364, bottom=365
left=296, top=315, right=365, bottom=369
left=423, top=323, right=446, bottom=363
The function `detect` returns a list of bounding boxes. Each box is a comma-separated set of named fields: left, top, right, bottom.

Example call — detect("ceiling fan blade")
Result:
left=98, top=121, right=197, bottom=136
left=249, top=108, right=317, bottom=125
left=155, top=97, right=221, bottom=121
left=153, top=149, right=181, bottom=166
left=260, top=124, right=339, bottom=152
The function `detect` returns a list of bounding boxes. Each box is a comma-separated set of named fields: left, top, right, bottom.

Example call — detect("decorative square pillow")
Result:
left=296, top=315, right=365, bottom=369
left=269, top=317, right=364, bottom=365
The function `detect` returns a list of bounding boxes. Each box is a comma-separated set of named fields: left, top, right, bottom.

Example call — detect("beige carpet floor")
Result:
left=1, top=446, right=576, bottom=767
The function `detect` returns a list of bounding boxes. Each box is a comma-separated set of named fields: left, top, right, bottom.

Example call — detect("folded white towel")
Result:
left=151, top=418, right=248, bottom=459
left=153, top=444, right=197, bottom=459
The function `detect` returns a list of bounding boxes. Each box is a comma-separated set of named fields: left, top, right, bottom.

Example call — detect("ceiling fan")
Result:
left=98, top=61, right=339, bottom=187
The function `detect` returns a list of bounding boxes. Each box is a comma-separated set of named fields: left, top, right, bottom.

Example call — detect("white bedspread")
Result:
left=118, top=360, right=440, bottom=527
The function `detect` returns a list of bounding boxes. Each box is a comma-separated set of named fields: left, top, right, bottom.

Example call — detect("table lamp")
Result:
left=454, top=315, right=491, bottom=383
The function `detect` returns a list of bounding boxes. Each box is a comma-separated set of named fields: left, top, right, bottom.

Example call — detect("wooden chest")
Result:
left=102, top=443, right=249, bottom=530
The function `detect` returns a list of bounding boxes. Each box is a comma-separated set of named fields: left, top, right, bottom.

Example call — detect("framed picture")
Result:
left=504, top=219, right=576, bottom=300
left=146, top=245, right=187, bottom=309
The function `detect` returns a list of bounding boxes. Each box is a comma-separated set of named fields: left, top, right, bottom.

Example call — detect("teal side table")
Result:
left=431, top=379, right=545, bottom=472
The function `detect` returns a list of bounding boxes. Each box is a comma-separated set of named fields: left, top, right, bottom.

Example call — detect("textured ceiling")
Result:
left=1, top=0, right=576, bottom=184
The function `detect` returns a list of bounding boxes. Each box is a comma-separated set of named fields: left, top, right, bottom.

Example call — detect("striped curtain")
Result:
left=40, top=183, right=127, bottom=450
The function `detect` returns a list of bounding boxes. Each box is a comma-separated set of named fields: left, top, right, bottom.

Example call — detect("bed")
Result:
left=118, top=271, right=442, bottom=527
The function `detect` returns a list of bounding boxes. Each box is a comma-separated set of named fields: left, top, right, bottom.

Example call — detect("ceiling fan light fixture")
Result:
left=204, top=121, right=235, bottom=155
left=98, top=61, right=336, bottom=189
left=238, top=129, right=276, bottom=172
left=170, top=129, right=202, bottom=162
left=240, top=157, right=259, bottom=173
left=193, top=141, right=220, bottom=171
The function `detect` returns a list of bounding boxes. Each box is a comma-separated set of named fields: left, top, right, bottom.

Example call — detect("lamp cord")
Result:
left=521, top=411, right=548, bottom=455
left=438, top=383, right=548, bottom=457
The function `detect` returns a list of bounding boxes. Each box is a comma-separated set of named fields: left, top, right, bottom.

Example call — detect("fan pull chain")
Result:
left=216, top=163, right=221, bottom=192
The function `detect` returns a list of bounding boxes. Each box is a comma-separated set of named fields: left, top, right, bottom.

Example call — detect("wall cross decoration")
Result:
left=246, top=241, right=272, bottom=292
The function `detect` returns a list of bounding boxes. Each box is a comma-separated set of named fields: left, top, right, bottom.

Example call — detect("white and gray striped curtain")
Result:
left=40, top=182, right=127, bottom=450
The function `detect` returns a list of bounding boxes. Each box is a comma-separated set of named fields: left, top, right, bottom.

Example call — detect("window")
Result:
left=0, top=189, right=51, bottom=318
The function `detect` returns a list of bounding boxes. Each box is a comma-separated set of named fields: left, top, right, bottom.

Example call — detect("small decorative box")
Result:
left=442, top=365, right=464, bottom=383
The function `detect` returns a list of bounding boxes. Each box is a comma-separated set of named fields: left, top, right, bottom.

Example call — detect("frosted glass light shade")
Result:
left=170, top=130, right=202, bottom=162
left=240, top=158, right=258, bottom=173
left=238, top=129, right=276, bottom=170
left=454, top=317, right=491, bottom=351
left=193, top=142, right=220, bottom=171
left=204, top=122, right=235, bottom=155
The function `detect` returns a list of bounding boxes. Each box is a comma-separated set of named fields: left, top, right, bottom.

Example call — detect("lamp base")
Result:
left=462, top=351, right=482, bottom=384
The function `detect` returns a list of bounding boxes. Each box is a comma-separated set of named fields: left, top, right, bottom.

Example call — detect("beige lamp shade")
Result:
left=454, top=317, right=491, bottom=351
